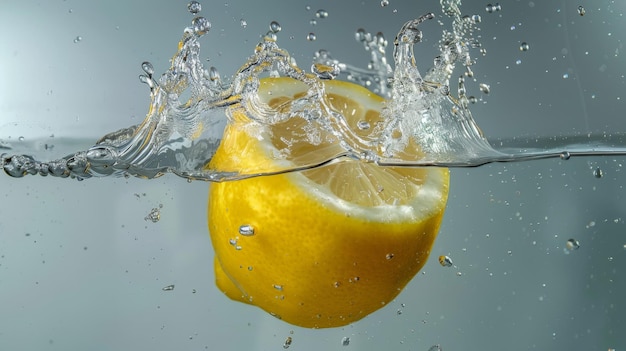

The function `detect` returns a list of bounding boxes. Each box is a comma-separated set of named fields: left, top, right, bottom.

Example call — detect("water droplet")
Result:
left=192, top=17, right=211, bottom=35
left=141, top=61, right=154, bottom=76
left=162, top=284, right=175, bottom=291
left=187, top=1, right=202, bottom=14
left=306, top=33, right=317, bottom=41
left=73, top=36, right=82, bottom=43
left=283, top=336, right=292, bottom=349
left=315, top=9, right=328, bottom=18
left=385, top=253, right=395, bottom=260
left=593, top=167, right=603, bottom=178
left=566, top=238, right=580, bottom=250
left=311, top=63, right=339, bottom=79
left=240, top=19, right=248, bottom=28
left=438, top=255, right=453, bottom=267
left=479, top=83, right=490, bottom=94
left=519, top=42, right=530, bottom=51
left=560, top=151, right=571, bottom=160
left=380, top=0, right=390, bottom=7
left=144, top=207, right=161, bottom=223
left=341, top=337, right=350, bottom=346
left=357, top=120, right=371, bottom=130
left=239, top=224, right=255, bottom=236
left=269, top=21, right=282, bottom=33
left=578, top=6, right=585, bottom=16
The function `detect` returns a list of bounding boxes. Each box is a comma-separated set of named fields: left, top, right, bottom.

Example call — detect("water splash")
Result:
left=3, top=1, right=626, bottom=182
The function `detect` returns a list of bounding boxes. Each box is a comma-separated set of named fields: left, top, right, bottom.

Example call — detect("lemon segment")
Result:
left=208, top=77, right=449, bottom=328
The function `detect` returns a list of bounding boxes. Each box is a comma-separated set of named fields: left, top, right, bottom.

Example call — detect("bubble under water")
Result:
left=3, top=0, right=626, bottom=182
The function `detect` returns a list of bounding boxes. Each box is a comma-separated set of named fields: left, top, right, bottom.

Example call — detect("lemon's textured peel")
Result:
left=208, top=77, right=449, bottom=328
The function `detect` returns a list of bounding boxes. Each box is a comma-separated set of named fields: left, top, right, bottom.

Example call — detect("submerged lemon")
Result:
left=208, top=77, right=449, bottom=328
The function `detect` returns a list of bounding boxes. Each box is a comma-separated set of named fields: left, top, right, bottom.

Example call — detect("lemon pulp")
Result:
left=208, top=77, right=449, bottom=328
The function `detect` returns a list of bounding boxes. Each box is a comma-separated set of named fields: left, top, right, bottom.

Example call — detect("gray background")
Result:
left=1, top=1, right=624, bottom=350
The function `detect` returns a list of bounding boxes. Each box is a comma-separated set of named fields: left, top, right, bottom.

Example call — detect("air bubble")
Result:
left=385, top=253, right=395, bottom=260
left=208, top=66, right=221, bottom=81
left=269, top=21, right=282, bottom=33
left=187, top=1, right=202, bottom=14
left=306, top=33, right=317, bottom=41
left=559, top=151, right=571, bottom=160
left=273, top=284, right=284, bottom=291
left=144, top=207, right=161, bottom=223
left=471, top=14, right=481, bottom=23
left=73, top=36, right=82, bottom=43
left=593, top=167, right=603, bottom=178
left=357, top=120, right=371, bottom=130
left=381, top=0, right=390, bottom=7
left=239, top=224, right=255, bottom=236
left=577, top=6, right=585, bottom=16
left=428, top=345, right=443, bottom=351
left=519, top=42, right=529, bottom=51
left=162, top=284, right=175, bottom=291
left=341, top=337, right=350, bottom=346
left=191, top=17, right=211, bottom=35
left=438, top=255, right=453, bottom=267
left=240, top=19, right=247, bottom=28
left=310, top=19, right=317, bottom=26
left=315, top=9, right=328, bottom=18
left=283, top=336, right=292, bottom=349
left=566, top=238, right=580, bottom=250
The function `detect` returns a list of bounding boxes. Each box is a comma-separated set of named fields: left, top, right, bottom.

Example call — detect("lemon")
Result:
left=207, top=77, right=449, bottom=328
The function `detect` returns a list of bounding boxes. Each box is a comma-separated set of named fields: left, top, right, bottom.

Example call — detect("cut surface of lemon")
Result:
left=208, top=77, right=449, bottom=328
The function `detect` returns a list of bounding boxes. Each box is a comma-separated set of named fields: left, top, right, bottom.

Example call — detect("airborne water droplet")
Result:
left=191, top=16, right=211, bottom=35
left=187, top=1, right=202, bottom=14
left=141, top=61, right=154, bottom=76
left=269, top=21, right=282, bottom=33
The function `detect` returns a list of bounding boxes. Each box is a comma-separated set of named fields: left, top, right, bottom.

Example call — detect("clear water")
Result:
left=1, top=1, right=624, bottom=350
left=4, top=1, right=626, bottom=181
